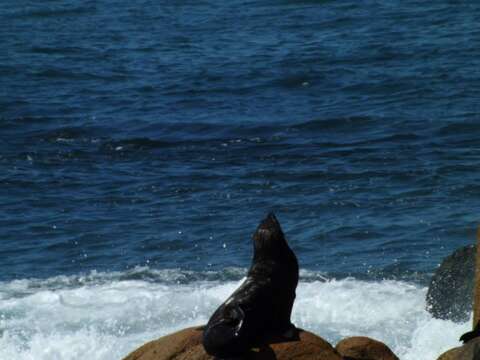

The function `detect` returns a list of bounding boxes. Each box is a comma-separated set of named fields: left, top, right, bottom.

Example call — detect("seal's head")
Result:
left=252, top=212, right=292, bottom=260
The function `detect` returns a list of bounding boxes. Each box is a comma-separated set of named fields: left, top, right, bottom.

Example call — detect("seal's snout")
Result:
left=259, top=212, right=280, bottom=231
left=254, top=213, right=284, bottom=246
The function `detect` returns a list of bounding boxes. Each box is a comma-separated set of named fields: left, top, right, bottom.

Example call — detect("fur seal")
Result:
left=202, top=213, right=299, bottom=358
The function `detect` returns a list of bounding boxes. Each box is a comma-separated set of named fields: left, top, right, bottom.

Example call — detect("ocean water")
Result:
left=1, top=0, right=479, bottom=359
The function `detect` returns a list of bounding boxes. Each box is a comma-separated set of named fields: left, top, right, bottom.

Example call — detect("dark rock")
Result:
left=426, top=245, right=475, bottom=322
left=335, top=336, right=399, bottom=360
left=437, top=337, right=480, bottom=360
left=122, top=326, right=343, bottom=360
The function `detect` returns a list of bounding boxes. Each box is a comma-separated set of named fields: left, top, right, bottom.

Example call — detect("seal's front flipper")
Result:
left=203, top=304, right=248, bottom=357
left=231, top=305, right=245, bottom=336
left=282, top=324, right=298, bottom=340
left=460, top=321, right=480, bottom=343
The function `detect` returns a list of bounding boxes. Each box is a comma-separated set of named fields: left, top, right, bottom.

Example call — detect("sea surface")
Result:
left=1, top=0, right=479, bottom=359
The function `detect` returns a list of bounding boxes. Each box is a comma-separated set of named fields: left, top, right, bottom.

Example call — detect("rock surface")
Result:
left=335, top=336, right=399, bottom=360
left=122, top=326, right=343, bottom=360
left=426, top=245, right=475, bottom=322
left=437, top=338, right=480, bottom=360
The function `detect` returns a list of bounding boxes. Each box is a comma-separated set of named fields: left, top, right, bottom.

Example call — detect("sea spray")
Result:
left=0, top=269, right=469, bottom=359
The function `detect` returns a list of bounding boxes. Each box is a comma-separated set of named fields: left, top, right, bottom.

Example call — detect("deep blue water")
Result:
left=2, top=0, right=480, bottom=282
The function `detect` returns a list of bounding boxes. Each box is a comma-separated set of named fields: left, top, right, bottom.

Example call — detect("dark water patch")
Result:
left=434, top=123, right=480, bottom=147
left=29, top=46, right=86, bottom=55
left=31, top=68, right=126, bottom=82
left=274, top=73, right=317, bottom=89
left=26, top=126, right=105, bottom=142
left=100, top=138, right=175, bottom=152
left=363, top=132, right=423, bottom=146
left=135, top=121, right=234, bottom=140
left=44, top=239, right=75, bottom=253
left=292, top=116, right=376, bottom=133
left=0, top=116, right=58, bottom=132
left=13, top=5, right=97, bottom=19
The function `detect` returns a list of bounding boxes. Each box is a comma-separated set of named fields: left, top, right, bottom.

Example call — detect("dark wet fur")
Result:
left=202, top=213, right=299, bottom=358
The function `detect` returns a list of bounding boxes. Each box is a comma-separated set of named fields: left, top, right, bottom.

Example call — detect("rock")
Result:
left=122, top=326, right=343, bottom=360
left=437, top=346, right=464, bottom=360
left=122, top=327, right=209, bottom=360
left=437, top=338, right=480, bottom=360
left=335, top=336, right=399, bottom=360
left=426, top=245, right=475, bottom=322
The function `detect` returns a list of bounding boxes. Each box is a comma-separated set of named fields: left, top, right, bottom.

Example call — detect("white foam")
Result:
left=0, top=273, right=469, bottom=360
left=293, top=278, right=468, bottom=359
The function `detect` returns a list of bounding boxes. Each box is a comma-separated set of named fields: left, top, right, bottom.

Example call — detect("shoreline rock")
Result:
left=122, top=326, right=342, bottom=360
left=437, top=338, right=480, bottom=360
left=335, top=336, right=399, bottom=360
left=426, top=245, right=475, bottom=322
left=122, top=326, right=402, bottom=360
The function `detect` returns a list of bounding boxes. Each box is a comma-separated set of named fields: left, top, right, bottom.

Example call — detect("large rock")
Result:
left=123, top=327, right=210, bottom=360
left=426, top=245, right=475, bottom=322
left=437, top=338, right=480, bottom=360
left=335, top=336, right=399, bottom=360
left=122, top=326, right=343, bottom=360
